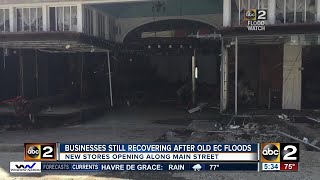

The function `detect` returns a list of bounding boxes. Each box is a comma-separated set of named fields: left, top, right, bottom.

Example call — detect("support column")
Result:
left=220, top=39, right=229, bottom=112
left=105, top=15, right=110, bottom=40
left=317, top=0, right=320, bottom=22
left=234, top=37, right=238, bottom=115
left=3, top=49, right=6, bottom=70
left=192, top=50, right=196, bottom=105
left=268, top=0, right=276, bottom=24
left=77, top=3, right=83, bottom=32
left=35, top=50, right=39, bottom=97
left=93, top=10, right=98, bottom=37
left=223, top=0, right=232, bottom=27
left=42, top=5, right=48, bottom=31
left=9, top=6, right=14, bottom=32
left=80, top=53, right=84, bottom=100
left=19, top=50, right=24, bottom=97
left=107, top=50, right=113, bottom=107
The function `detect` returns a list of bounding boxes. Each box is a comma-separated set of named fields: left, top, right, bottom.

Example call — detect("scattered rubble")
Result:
left=306, top=116, right=320, bottom=123
left=311, top=138, right=319, bottom=146
left=303, top=137, right=309, bottom=143
left=188, top=103, right=208, bottom=114
left=278, top=113, right=290, bottom=121
left=187, top=132, right=210, bottom=142
left=154, top=111, right=320, bottom=151
left=243, top=122, right=259, bottom=130
left=277, top=131, right=320, bottom=151
left=187, top=120, right=219, bottom=132
left=165, top=130, right=183, bottom=142
left=229, top=125, right=240, bottom=129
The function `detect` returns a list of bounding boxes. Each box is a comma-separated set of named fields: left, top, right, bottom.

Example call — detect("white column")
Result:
left=77, top=3, right=83, bottom=32
left=107, top=50, right=113, bottom=107
left=268, top=0, right=276, bottom=24
left=317, top=0, right=320, bottom=21
left=317, top=0, right=320, bottom=44
left=192, top=52, right=196, bottom=105
left=105, top=15, right=109, bottom=40
left=9, top=6, right=14, bottom=32
left=223, top=0, right=232, bottom=27
left=42, top=5, right=48, bottom=31
left=234, top=37, right=238, bottom=115
left=220, top=39, right=229, bottom=112
left=93, top=10, right=98, bottom=37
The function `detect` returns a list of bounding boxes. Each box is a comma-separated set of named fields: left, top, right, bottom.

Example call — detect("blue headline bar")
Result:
left=59, top=143, right=257, bottom=153
left=42, top=163, right=258, bottom=171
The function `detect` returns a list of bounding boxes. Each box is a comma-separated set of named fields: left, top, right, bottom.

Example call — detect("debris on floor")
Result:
left=277, top=131, right=320, bottom=151
left=311, top=138, right=319, bottom=146
left=278, top=113, right=290, bottom=121
left=188, top=103, right=208, bottom=113
left=188, top=132, right=210, bottom=142
left=306, top=116, right=320, bottom=123
left=165, top=130, right=183, bottom=142
left=243, top=122, right=259, bottom=130
left=229, top=125, right=240, bottom=129
left=187, top=120, right=219, bottom=132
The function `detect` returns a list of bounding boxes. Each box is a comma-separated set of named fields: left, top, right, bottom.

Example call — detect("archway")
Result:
left=123, top=19, right=217, bottom=43
left=117, top=14, right=222, bottom=42
left=113, top=19, right=221, bottom=110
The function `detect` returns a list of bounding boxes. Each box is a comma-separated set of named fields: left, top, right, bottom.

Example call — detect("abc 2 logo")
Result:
left=261, top=143, right=299, bottom=163
left=24, top=143, right=56, bottom=161
left=245, top=9, right=267, bottom=21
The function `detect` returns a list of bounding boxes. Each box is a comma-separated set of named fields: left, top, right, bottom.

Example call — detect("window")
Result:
left=97, top=13, right=105, bottom=38
left=0, top=9, right=9, bottom=32
left=276, top=0, right=316, bottom=24
left=84, top=8, right=93, bottom=35
left=16, top=8, right=43, bottom=32
left=49, top=6, right=77, bottom=32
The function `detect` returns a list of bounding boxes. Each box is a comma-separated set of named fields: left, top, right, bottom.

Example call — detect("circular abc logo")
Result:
left=245, top=10, right=256, bottom=19
left=262, top=144, right=279, bottom=161
left=27, top=146, right=40, bottom=158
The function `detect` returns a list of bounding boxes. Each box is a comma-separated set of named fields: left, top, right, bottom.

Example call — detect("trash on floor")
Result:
left=229, top=125, right=240, bottom=129
left=188, top=103, right=208, bottom=114
left=278, top=114, right=290, bottom=121
left=244, top=123, right=259, bottom=130
left=303, top=137, right=309, bottom=143
left=187, top=120, right=217, bottom=132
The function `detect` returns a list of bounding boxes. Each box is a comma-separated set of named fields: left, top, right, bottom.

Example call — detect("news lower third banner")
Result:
left=42, top=162, right=259, bottom=171
left=58, top=143, right=258, bottom=161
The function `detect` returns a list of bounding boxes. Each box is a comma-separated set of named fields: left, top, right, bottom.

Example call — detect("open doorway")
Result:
left=113, top=19, right=221, bottom=109
left=302, top=46, right=320, bottom=108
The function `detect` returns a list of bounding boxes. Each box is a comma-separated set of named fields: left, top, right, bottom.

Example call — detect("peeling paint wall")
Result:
left=282, top=44, right=302, bottom=110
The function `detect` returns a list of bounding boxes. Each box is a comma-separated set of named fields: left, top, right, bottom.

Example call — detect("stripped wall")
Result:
left=282, top=43, right=302, bottom=110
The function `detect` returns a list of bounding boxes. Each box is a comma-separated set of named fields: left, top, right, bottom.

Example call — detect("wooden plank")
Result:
left=277, top=131, right=320, bottom=151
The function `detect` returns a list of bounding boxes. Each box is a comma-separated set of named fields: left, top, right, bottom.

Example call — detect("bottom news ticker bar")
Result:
left=41, top=162, right=258, bottom=171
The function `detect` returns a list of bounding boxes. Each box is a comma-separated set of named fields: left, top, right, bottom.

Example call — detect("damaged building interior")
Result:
left=0, top=0, right=320, bottom=179
left=114, top=19, right=220, bottom=108
left=0, top=0, right=223, bottom=129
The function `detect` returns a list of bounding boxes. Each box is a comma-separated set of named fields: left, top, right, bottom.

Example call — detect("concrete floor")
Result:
left=0, top=106, right=320, bottom=180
